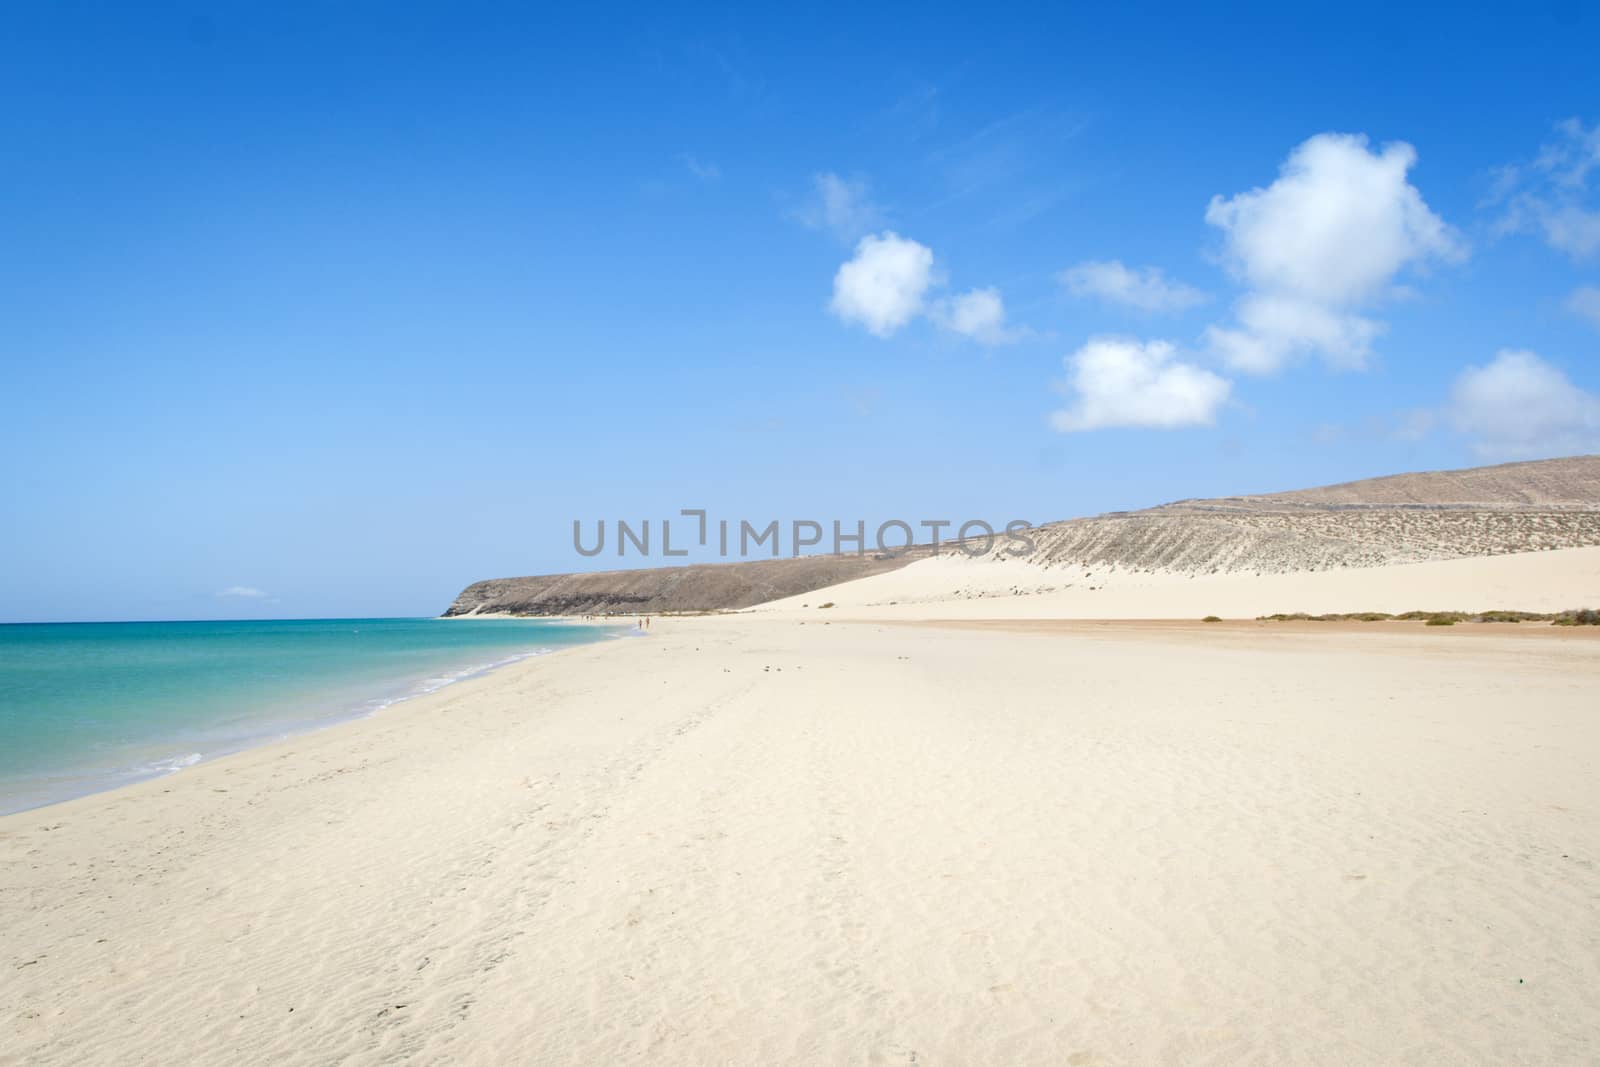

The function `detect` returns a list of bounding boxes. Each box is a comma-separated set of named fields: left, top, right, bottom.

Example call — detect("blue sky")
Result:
left=2, top=2, right=1597, bottom=622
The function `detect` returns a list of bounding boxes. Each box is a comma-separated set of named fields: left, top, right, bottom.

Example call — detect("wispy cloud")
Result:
left=1566, top=285, right=1600, bottom=331
left=683, top=36, right=768, bottom=108
left=793, top=172, right=883, bottom=242
left=1490, top=118, right=1600, bottom=260
left=918, top=106, right=1090, bottom=227
left=1309, top=409, right=1437, bottom=447
left=681, top=154, right=721, bottom=181
left=216, top=586, right=272, bottom=600
left=929, top=287, right=1023, bottom=346
left=877, top=82, right=942, bottom=143
left=1060, top=260, right=1208, bottom=312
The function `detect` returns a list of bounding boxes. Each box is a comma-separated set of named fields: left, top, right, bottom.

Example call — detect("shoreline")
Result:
left=0, top=631, right=615, bottom=827
left=5, top=610, right=1591, bottom=821
left=0, top=620, right=630, bottom=818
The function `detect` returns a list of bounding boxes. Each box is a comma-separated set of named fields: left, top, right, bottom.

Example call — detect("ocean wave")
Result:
left=364, top=647, right=558, bottom=712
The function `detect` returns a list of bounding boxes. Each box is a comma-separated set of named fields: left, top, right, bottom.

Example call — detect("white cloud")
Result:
left=1566, top=285, right=1600, bottom=331
left=217, top=586, right=270, bottom=599
left=1204, top=132, right=1463, bottom=373
left=1495, top=119, right=1600, bottom=260
left=1207, top=134, right=1461, bottom=304
left=1060, top=260, right=1207, bottom=312
left=1448, top=349, right=1600, bottom=459
left=797, top=172, right=882, bottom=241
left=829, top=231, right=936, bottom=338
left=930, top=286, right=1019, bottom=345
left=1051, top=337, right=1231, bottom=432
left=1207, top=293, right=1384, bottom=373
left=813, top=188, right=1022, bottom=342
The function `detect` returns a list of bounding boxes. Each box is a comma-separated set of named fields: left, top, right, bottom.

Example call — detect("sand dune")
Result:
left=753, top=545, right=1600, bottom=621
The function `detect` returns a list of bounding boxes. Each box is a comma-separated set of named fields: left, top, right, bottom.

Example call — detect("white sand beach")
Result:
left=4, top=575, right=1599, bottom=1064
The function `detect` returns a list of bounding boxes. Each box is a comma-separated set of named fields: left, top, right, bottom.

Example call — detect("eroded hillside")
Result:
left=445, top=456, right=1600, bottom=615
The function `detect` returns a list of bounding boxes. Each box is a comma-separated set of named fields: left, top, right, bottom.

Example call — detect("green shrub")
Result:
left=1202, top=615, right=1222, bottom=623
left=1553, top=607, right=1600, bottom=626
left=1257, top=608, right=1583, bottom=627
left=1474, top=610, right=1548, bottom=623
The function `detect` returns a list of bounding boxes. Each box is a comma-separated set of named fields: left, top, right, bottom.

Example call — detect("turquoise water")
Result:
left=0, top=618, right=622, bottom=814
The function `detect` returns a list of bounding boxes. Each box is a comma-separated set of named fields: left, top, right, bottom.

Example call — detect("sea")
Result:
left=0, top=617, right=622, bottom=815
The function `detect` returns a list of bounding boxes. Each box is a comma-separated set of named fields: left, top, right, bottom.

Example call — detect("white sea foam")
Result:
left=364, top=647, right=558, bottom=712
left=136, top=752, right=203, bottom=777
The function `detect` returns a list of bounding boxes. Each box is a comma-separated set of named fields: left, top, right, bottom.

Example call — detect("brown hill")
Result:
left=442, top=550, right=932, bottom=617
left=1013, top=455, right=1600, bottom=575
left=444, top=456, right=1600, bottom=615
left=1188, top=454, right=1600, bottom=509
